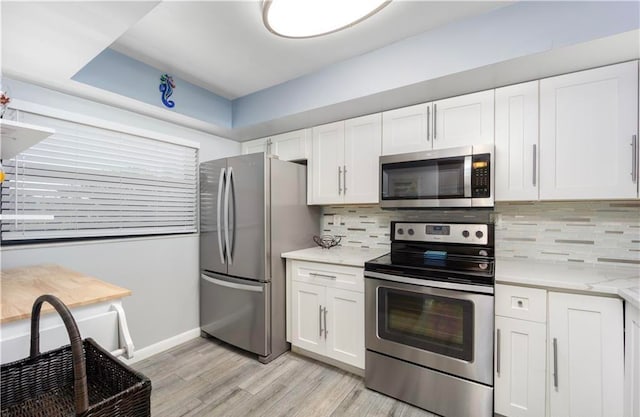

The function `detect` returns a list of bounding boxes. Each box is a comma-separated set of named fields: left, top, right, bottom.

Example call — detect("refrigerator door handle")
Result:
left=217, top=167, right=226, bottom=264
left=224, top=166, right=233, bottom=264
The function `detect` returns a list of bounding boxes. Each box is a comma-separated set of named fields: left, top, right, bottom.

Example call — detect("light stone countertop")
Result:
left=496, top=258, right=640, bottom=309
left=281, top=246, right=389, bottom=268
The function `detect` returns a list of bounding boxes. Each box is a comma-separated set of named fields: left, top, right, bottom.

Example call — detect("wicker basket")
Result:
left=1, top=294, right=151, bottom=417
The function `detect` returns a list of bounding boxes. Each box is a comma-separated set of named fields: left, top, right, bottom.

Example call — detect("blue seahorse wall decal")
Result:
left=159, top=74, right=176, bottom=108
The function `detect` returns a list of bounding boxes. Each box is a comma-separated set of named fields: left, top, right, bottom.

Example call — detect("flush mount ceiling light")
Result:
left=262, top=0, right=391, bottom=39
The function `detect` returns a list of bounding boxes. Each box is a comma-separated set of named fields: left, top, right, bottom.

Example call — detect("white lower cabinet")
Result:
left=288, top=260, right=365, bottom=370
left=548, top=292, right=624, bottom=417
left=291, top=281, right=324, bottom=353
left=324, top=287, right=364, bottom=367
left=625, top=302, right=640, bottom=417
left=495, top=316, right=546, bottom=417
left=495, top=285, right=624, bottom=417
left=495, top=284, right=547, bottom=417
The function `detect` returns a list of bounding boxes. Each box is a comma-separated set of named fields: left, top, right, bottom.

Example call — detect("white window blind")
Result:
left=1, top=112, right=198, bottom=242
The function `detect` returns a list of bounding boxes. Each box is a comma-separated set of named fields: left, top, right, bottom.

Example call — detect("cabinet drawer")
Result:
left=292, top=260, right=364, bottom=293
left=496, top=284, right=547, bottom=323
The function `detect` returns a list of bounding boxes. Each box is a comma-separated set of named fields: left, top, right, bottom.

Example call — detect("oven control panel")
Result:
left=393, top=222, right=489, bottom=245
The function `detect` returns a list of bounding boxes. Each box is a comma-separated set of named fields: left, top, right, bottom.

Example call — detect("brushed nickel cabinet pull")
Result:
left=433, top=103, right=437, bottom=140
left=323, top=307, right=328, bottom=340
left=310, top=272, right=337, bottom=280
left=496, top=328, right=501, bottom=375
left=532, top=144, right=537, bottom=186
left=319, top=305, right=323, bottom=337
left=427, top=106, right=430, bottom=141
left=343, top=165, right=347, bottom=194
left=338, top=166, right=342, bottom=194
left=553, top=337, right=559, bottom=389
left=632, top=135, right=638, bottom=183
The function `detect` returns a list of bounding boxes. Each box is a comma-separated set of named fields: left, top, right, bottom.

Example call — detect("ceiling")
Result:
left=1, top=1, right=508, bottom=101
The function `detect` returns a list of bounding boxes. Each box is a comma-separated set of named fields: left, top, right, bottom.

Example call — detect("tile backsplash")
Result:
left=320, top=201, right=640, bottom=267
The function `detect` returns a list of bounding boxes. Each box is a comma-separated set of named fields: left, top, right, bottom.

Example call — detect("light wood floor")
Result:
left=132, top=336, right=437, bottom=417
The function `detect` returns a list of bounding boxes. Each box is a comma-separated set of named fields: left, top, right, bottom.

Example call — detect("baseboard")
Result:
left=121, top=327, right=200, bottom=365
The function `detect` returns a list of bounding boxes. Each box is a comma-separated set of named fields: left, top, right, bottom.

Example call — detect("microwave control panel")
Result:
left=471, top=154, right=491, bottom=198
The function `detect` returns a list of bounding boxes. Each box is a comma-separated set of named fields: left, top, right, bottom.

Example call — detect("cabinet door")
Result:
left=494, top=316, right=546, bottom=417
left=242, top=137, right=267, bottom=155
left=625, top=303, right=640, bottom=417
left=382, top=103, right=431, bottom=155
left=270, top=129, right=311, bottom=161
left=325, top=287, right=364, bottom=369
left=291, top=281, right=325, bottom=355
left=548, top=293, right=624, bottom=417
left=309, top=121, right=345, bottom=204
left=344, top=114, right=382, bottom=204
left=432, top=89, right=494, bottom=149
left=495, top=81, right=539, bottom=201
left=540, top=61, right=639, bottom=200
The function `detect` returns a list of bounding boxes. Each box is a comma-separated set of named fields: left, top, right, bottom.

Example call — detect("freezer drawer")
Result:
left=200, top=272, right=270, bottom=356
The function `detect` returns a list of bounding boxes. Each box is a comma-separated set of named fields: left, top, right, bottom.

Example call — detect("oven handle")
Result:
left=364, top=271, right=494, bottom=294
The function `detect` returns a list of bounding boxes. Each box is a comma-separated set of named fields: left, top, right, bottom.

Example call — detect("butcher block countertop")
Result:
left=1, top=264, right=131, bottom=324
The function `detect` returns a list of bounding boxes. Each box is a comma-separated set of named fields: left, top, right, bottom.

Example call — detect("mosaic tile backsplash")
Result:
left=321, top=201, right=640, bottom=267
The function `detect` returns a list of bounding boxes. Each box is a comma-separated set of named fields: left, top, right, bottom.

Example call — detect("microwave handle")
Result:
left=464, top=155, right=472, bottom=197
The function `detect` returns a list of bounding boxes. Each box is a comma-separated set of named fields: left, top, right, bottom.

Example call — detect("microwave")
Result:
left=379, top=145, right=494, bottom=208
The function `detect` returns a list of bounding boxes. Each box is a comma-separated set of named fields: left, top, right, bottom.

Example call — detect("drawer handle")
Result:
left=310, top=272, right=337, bottom=280
left=517, top=300, right=524, bottom=308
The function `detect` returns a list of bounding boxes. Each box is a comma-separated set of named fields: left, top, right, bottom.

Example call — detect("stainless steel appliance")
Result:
left=380, top=145, right=494, bottom=208
left=364, top=221, right=495, bottom=417
left=199, top=153, right=319, bottom=363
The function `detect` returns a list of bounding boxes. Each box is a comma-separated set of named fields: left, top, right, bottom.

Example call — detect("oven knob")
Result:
left=397, top=228, right=404, bottom=235
left=476, top=230, right=484, bottom=239
left=462, top=230, right=470, bottom=238
left=408, top=228, right=415, bottom=236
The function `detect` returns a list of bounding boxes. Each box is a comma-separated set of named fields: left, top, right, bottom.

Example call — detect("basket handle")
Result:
left=30, top=294, right=89, bottom=415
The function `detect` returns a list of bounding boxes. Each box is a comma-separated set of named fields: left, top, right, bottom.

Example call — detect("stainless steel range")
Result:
left=364, top=221, right=495, bottom=417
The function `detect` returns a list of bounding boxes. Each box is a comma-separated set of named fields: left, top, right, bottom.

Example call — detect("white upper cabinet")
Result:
left=309, top=115, right=381, bottom=205
left=241, top=137, right=267, bottom=155
left=432, top=89, right=495, bottom=149
left=495, top=81, right=540, bottom=201
left=382, top=102, right=431, bottom=155
left=309, top=121, right=345, bottom=205
left=241, top=129, right=311, bottom=161
left=539, top=61, right=639, bottom=200
left=344, top=114, right=382, bottom=204
left=270, top=129, right=311, bottom=161
left=381, top=91, right=494, bottom=156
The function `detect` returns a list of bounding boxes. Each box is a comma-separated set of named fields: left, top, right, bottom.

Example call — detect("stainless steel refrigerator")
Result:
left=199, top=153, right=319, bottom=363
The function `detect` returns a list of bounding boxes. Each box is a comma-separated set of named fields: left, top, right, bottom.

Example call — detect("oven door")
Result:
left=365, top=273, right=493, bottom=385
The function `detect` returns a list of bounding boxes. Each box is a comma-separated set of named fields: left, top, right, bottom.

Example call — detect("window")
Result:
left=1, top=112, right=198, bottom=243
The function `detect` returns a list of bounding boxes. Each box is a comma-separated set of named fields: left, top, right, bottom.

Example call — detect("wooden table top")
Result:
left=0, top=264, right=131, bottom=324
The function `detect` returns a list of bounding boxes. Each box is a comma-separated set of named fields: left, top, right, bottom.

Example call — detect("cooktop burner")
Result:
left=365, top=221, right=495, bottom=287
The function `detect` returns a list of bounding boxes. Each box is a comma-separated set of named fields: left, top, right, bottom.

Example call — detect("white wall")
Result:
left=0, top=78, right=241, bottom=351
